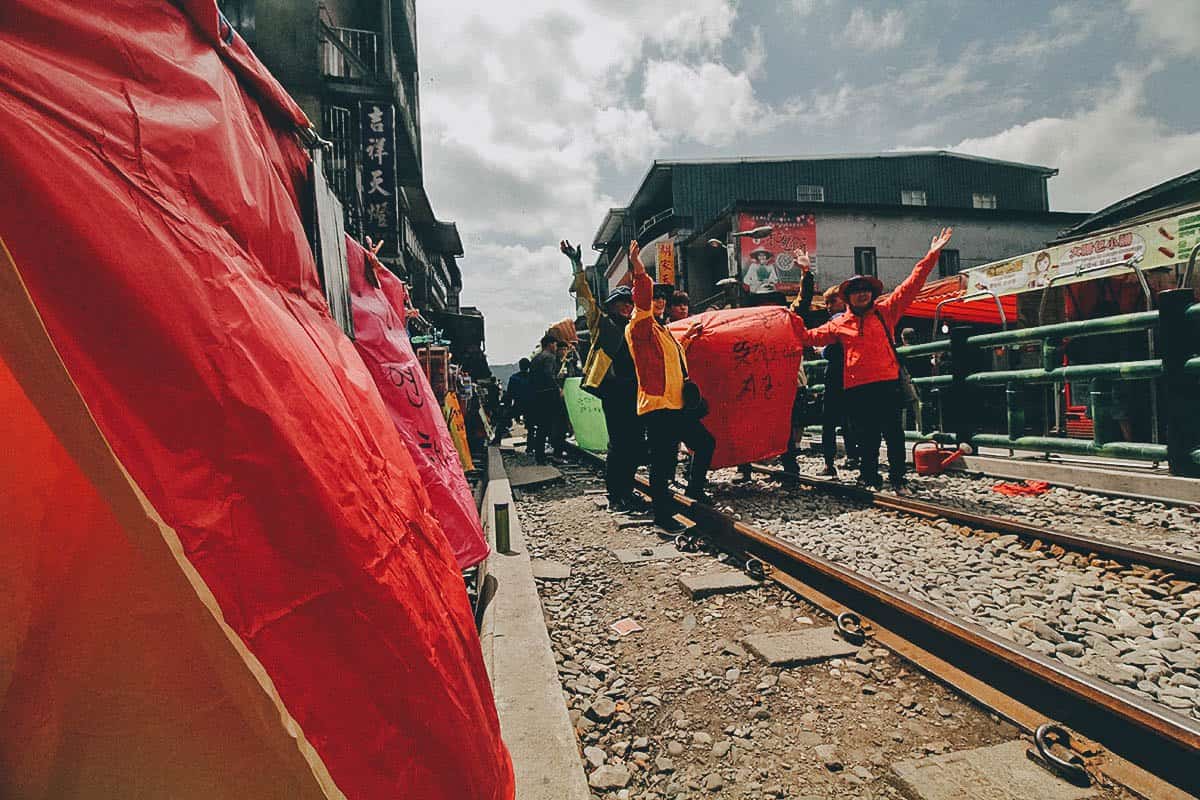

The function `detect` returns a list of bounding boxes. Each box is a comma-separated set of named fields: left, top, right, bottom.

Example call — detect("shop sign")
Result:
left=964, top=210, right=1195, bottom=296
left=656, top=241, right=676, bottom=285
left=359, top=102, right=399, bottom=257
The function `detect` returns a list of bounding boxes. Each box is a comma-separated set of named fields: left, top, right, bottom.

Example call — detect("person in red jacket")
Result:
left=626, top=240, right=713, bottom=533
left=792, top=228, right=953, bottom=491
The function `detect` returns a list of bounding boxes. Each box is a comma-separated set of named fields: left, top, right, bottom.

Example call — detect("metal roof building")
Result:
left=589, top=151, right=1087, bottom=313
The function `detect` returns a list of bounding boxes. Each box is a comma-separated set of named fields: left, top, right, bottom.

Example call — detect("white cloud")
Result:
left=643, top=60, right=776, bottom=147
left=643, top=0, right=738, bottom=54
left=843, top=8, right=907, bottom=51
left=1126, top=0, right=1200, bottom=57
left=948, top=63, right=1200, bottom=211
left=457, top=243, right=580, bottom=363
left=417, top=0, right=752, bottom=362
left=793, top=0, right=834, bottom=17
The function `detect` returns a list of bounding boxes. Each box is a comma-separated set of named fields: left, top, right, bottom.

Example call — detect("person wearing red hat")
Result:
left=790, top=228, right=953, bottom=491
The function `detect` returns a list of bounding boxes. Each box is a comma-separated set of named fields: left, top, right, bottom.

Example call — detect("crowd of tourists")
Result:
left=502, top=228, right=954, bottom=534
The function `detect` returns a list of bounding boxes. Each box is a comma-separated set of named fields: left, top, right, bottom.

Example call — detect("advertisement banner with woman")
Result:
left=963, top=210, right=1196, bottom=296
left=738, top=212, right=817, bottom=295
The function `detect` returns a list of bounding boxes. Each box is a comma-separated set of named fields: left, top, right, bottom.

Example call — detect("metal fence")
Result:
left=320, top=104, right=360, bottom=237
left=802, top=290, right=1200, bottom=476
left=320, top=24, right=383, bottom=81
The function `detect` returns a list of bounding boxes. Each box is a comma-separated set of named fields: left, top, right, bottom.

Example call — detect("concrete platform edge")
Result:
left=480, top=447, right=590, bottom=800
left=948, top=453, right=1200, bottom=504
left=823, top=442, right=1200, bottom=504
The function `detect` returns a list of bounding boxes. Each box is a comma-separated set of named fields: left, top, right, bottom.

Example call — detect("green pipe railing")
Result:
left=898, top=340, right=951, bottom=357
left=965, top=359, right=1163, bottom=386
left=799, top=296, right=1200, bottom=476
left=965, top=311, right=1159, bottom=348
left=971, top=434, right=1168, bottom=462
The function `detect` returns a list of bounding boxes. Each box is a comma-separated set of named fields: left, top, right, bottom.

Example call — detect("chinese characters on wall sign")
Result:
left=359, top=102, right=399, bottom=258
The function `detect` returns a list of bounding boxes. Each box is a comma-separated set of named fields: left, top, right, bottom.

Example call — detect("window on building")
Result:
left=796, top=185, right=825, bottom=202
left=973, top=192, right=998, bottom=209
left=938, top=249, right=961, bottom=278
left=854, top=247, right=878, bottom=277
left=901, top=189, right=927, bottom=206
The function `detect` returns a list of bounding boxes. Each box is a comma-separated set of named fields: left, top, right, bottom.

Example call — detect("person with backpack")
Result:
left=625, top=239, right=714, bottom=533
left=562, top=240, right=648, bottom=512
left=791, top=228, right=953, bottom=491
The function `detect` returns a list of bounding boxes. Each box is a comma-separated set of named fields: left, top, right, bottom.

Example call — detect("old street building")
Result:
left=589, top=152, right=1088, bottom=319
left=219, top=0, right=488, bottom=376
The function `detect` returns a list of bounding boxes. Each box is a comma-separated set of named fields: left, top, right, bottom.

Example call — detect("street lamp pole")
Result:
left=708, top=224, right=773, bottom=308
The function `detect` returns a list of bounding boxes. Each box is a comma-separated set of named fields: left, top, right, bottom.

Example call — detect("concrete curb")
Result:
left=950, top=452, right=1200, bottom=505
left=829, top=442, right=1200, bottom=505
left=479, top=447, right=590, bottom=800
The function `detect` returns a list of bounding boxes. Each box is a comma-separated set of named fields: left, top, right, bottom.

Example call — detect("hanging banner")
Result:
left=347, top=236, right=488, bottom=569
left=656, top=241, right=676, bottom=286
left=668, top=306, right=806, bottom=469
left=359, top=101, right=400, bottom=258
left=0, top=3, right=513, bottom=796
left=963, top=209, right=1197, bottom=296
left=738, top=212, right=817, bottom=295
left=563, top=377, right=610, bottom=452
left=444, top=392, right=476, bottom=471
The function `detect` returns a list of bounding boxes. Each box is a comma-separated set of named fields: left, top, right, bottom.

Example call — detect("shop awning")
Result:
left=905, top=275, right=1018, bottom=326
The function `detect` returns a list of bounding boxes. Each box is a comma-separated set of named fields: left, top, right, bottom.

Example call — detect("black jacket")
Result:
left=596, top=312, right=636, bottom=389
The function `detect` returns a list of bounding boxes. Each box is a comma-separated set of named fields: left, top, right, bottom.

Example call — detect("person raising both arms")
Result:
left=790, top=227, right=953, bottom=492
left=560, top=239, right=649, bottom=514
left=625, top=239, right=715, bottom=533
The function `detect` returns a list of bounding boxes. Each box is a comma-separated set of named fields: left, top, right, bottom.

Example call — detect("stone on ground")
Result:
left=530, top=558, right=571, bottom=580
left=678, top=570, right=760, bottom=599
left=891, top=740, right=1095, bottom=800
left=743, top=627, right=860, bottom=667
left=611, top=544, right=696, bottom=564
left=587, top=764, right=631, bottom=791
left=508, top=464, right=563, bottom=488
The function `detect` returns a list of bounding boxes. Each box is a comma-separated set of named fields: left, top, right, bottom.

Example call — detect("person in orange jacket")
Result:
left=625, top=239, right=715, bottom=533
left=791, top=227, right=953, bottom=492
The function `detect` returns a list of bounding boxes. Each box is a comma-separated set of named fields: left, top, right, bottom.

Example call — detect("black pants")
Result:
left=601, top=383, right=644, bottom=501
left=821, top=389, right=853, bottom=466
left=644, top=408, right=716, bottom=518
left=529, top=390, right=565, bottom=459
left=844, top=379, right=906, bottom=483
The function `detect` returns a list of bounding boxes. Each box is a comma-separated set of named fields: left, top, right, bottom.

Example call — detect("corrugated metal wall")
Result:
left=672, top=156, right=1050, bottom=231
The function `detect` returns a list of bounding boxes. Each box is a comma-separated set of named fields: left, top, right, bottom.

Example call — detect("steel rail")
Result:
left=749, top=463, right=1200, bottom=580
left=565, top=446, right=1200, bottom=796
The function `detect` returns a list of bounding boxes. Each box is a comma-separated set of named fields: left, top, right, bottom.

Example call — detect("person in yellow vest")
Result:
left=625, top=239, right=715, bottom=533
left=562, top=240, right=649, bottom=512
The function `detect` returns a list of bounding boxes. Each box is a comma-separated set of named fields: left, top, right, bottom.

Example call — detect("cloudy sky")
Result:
left=416, top=0, right=1200, bottom=364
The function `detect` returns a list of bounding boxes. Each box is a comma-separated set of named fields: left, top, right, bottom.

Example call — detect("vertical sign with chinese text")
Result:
left=359, top=102, right=399, bottom=258
left=656, top=241, right=676, bottom=285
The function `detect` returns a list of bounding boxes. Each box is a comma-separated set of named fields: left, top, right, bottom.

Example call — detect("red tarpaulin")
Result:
left=0, top=2, right=512, bottom=798
left=346, top=237, right=488, bottom=569
left=905, top=275, right=1018, bottom=325
left=669, top=307, right=806, bottom=469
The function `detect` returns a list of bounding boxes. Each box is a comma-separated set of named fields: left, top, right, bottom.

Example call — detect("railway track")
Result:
left=749, top=462, right=1200, bottom=580
left=565, top=445, right=1200, bottom=799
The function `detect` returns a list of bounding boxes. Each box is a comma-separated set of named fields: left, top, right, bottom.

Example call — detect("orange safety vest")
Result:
left=625, top=271, right=687, bottom=415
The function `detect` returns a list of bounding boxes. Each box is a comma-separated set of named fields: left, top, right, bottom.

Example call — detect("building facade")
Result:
left=590, top=152, right=1089, bottom=311
left=219, top=0, right=470, bottom=329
